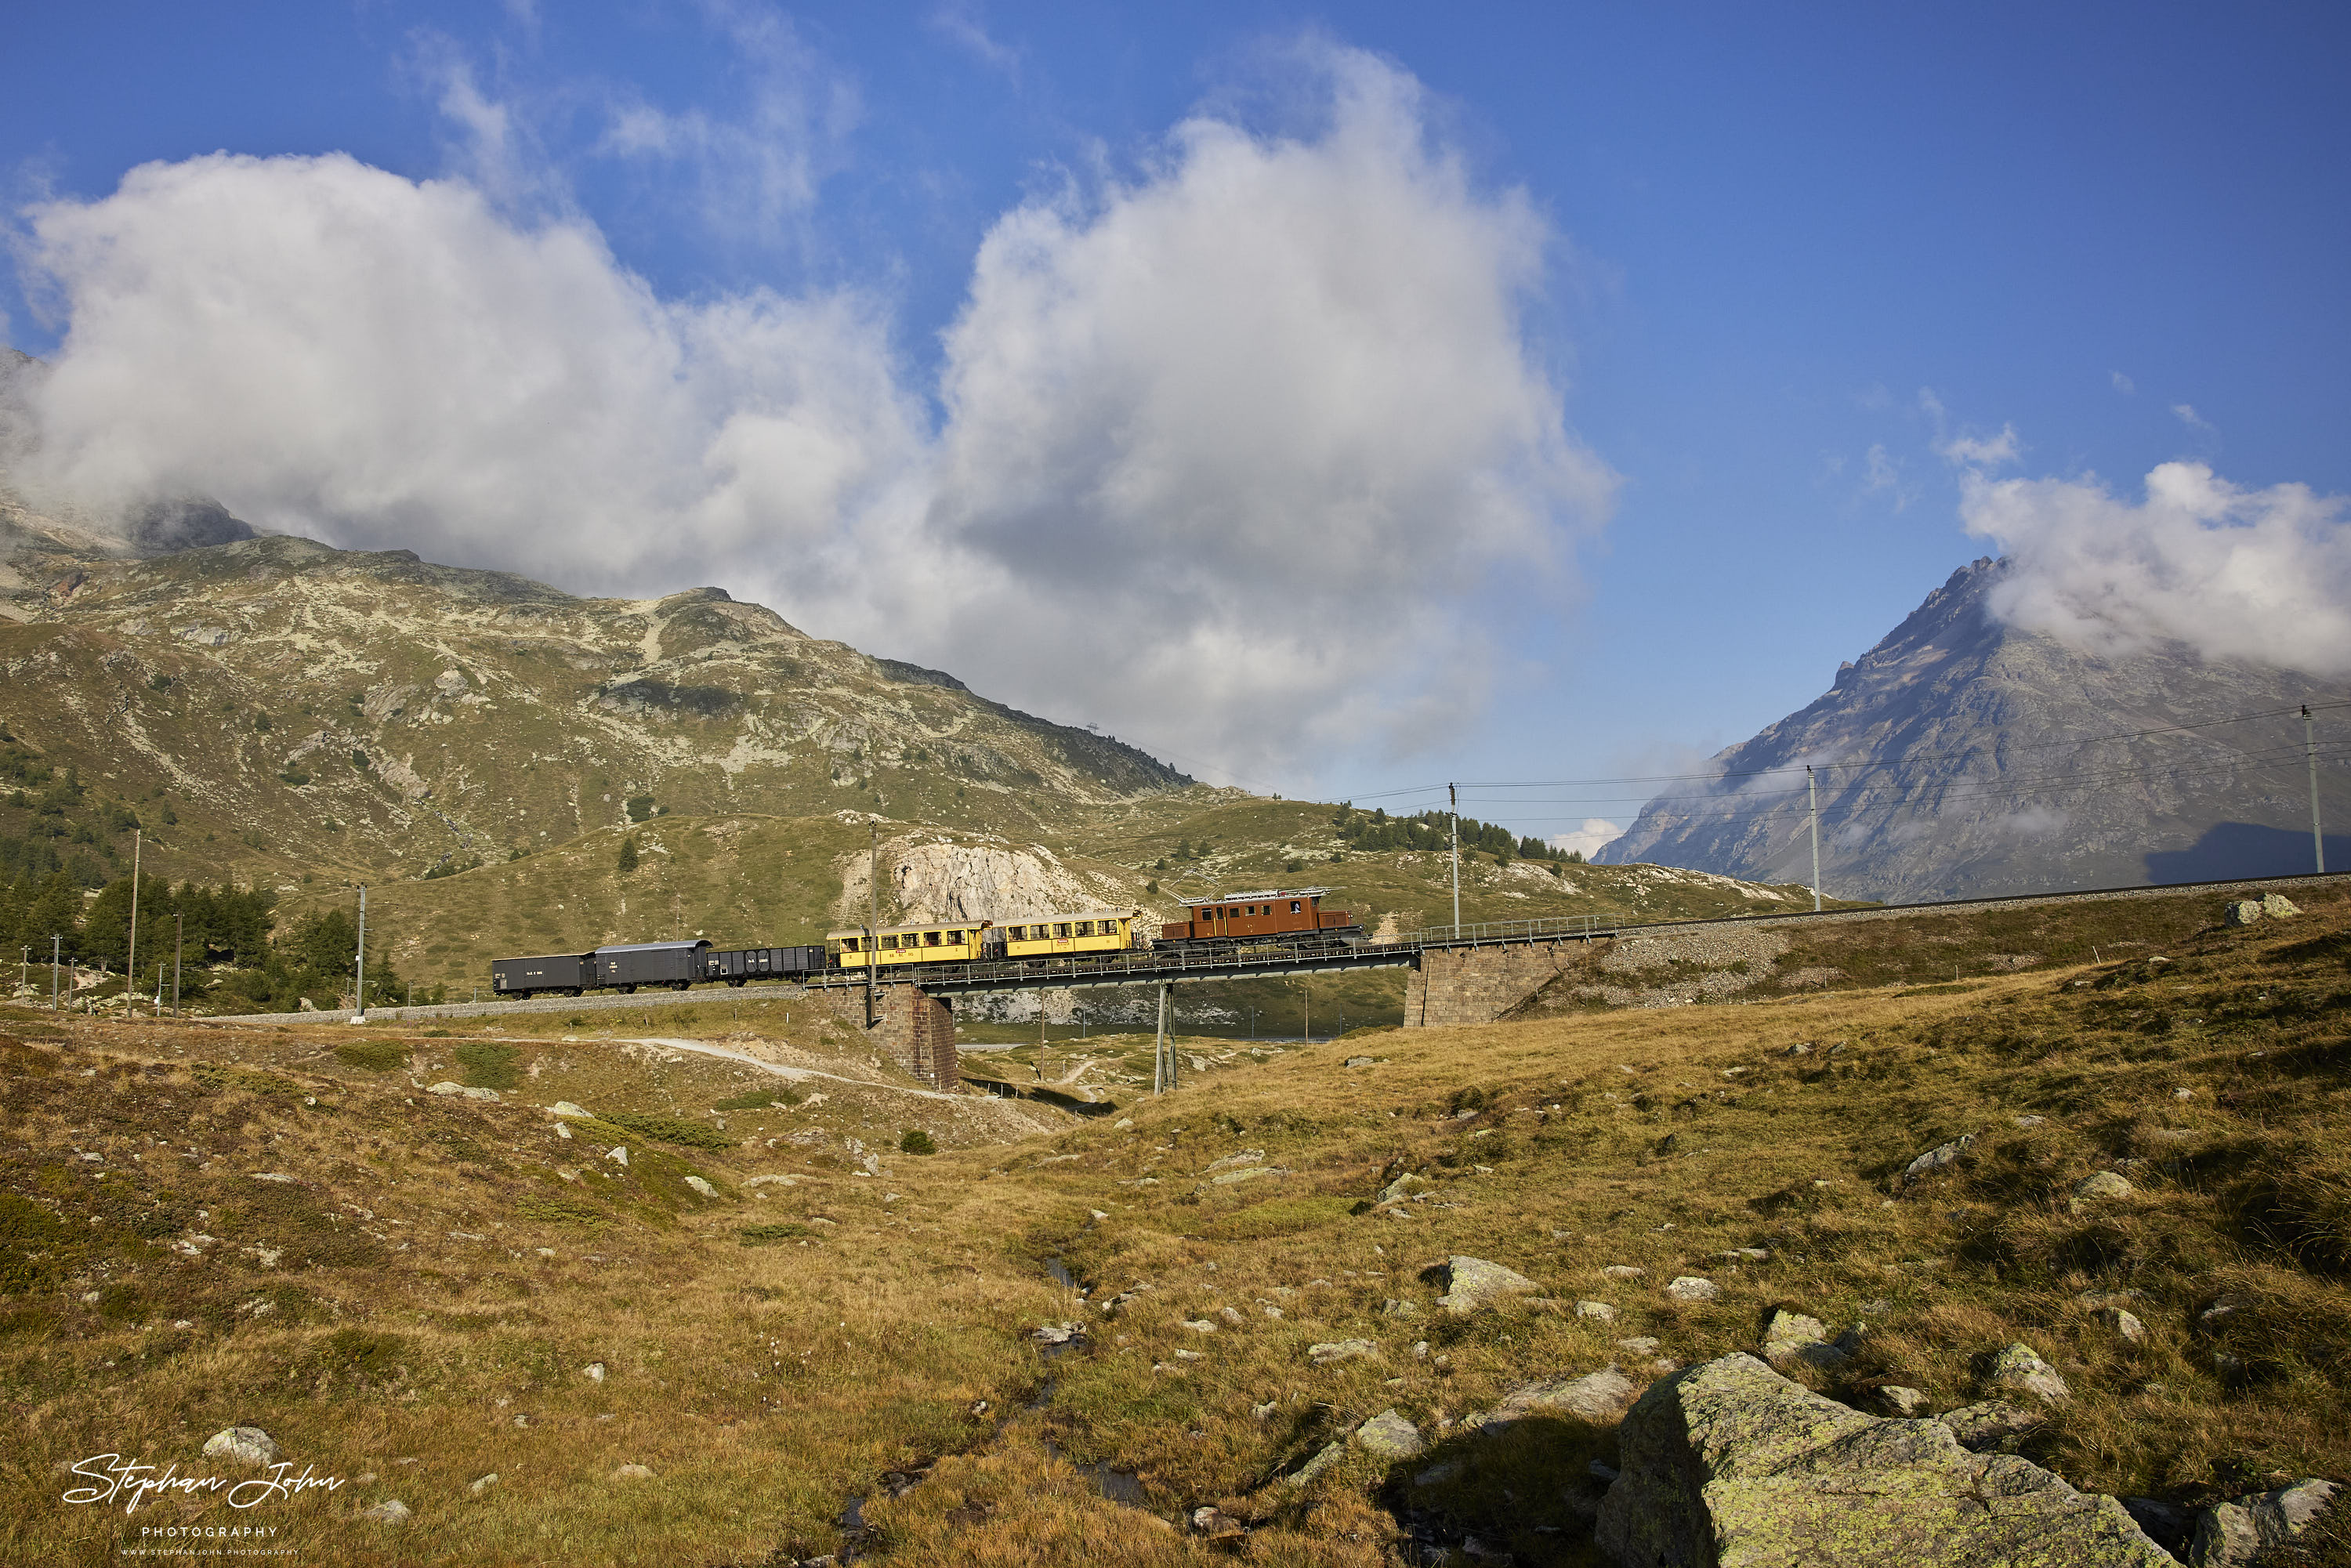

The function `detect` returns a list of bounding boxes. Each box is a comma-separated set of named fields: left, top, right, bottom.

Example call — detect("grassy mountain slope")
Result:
left=0, top=528, right=1183, bottom=894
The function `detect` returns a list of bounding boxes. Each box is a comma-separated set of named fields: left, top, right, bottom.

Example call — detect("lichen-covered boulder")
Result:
left=1593, top=1353, right=2172, bottom=1567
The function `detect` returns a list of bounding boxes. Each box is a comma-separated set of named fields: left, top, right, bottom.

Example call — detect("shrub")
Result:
left=334, top=1041, right=408, bottom=1072
left=739, top=1222, right=813, bottom=1245
left=278, top=770, right=310, bottom=788
left=715, top=1088, right=800, bottom=1110
left=625, top=795, right=657, bottom=823
left=599, top=1111, right=732, bottom=1150
left=454, top=1041, right=521, bottom=1090
left=899, top=1129, right=938, bottom=1155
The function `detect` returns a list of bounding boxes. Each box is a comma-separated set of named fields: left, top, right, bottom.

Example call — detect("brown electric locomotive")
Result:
left=1158, top=888, right=1360, bottom=952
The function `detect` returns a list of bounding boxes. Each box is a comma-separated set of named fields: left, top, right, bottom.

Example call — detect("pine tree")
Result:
left=617, top=836, right=639, bottom=874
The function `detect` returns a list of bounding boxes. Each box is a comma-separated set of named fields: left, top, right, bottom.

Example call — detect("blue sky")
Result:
left=6, top=3, right=2348, bottom=847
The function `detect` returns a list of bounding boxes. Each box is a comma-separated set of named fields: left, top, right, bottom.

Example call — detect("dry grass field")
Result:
left=2, top=880, right=2346, bottom=1566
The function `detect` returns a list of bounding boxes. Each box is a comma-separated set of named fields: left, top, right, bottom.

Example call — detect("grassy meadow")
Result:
left=1, top=878, right=2346, bottom=1565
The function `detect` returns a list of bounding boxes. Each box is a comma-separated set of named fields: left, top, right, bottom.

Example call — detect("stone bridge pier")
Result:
left=801, top=983, right=962, bottom=1091
left=1404, top=943, right=1578, bottom=1028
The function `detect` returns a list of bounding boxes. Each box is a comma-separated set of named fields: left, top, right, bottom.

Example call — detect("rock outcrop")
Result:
left=1594, top=1353, right=2172, bottom=1566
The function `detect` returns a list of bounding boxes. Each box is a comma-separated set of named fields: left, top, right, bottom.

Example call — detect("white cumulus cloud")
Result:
left=1962, top=460, right=2351, bottom=677
left=1547, top=819, right=1621, bottom=860
left=8, top=44, right=1610, bottom=781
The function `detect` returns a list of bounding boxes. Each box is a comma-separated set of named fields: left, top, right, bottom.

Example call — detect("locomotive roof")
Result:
left=1176, top=888, right=1328, bottom=908
left=594, top=939, right=714, bottom=954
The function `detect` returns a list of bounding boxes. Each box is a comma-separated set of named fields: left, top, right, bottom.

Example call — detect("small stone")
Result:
left=1990, top=1342, right=2070, bottom=1404
left=1903, top=1134, right=1976, bottom=1182
left=1346, top=1056, right=1375, bottom=1068
left=683, top=1175, right=718, bottom=1197
left=1375, top=1171, right=1430, bottom=1205
left=1182, top=1319, right=1218, bottom=1333
left=1468, top=1367, right=1641, bottom=1430
left=549, top=1102, right=592, bottom=1118
left=585, top=1362, right=606, bottom=1382
left=202, top=1426, right=281, bottom=1468
left=1380, top=1298, right=1419, bottom=1318
left=1785, top=1042, right=1812, bottom=1056
left=1089, top=1209, right=1109, bottom=1222
left=1761, top=1309, right=1831, bottom=1367
left=607, top=1146, right=629, bottom=1167
left=1353, top=1409, right=1425, bottom=1459
left=1411, top=1341, right=1429, bottom=1359
left=2072, top=1170, right=2135, bottom=1203
left=2223, top=900, right=2265, bottom=927
left=1936, top=1401, right=2043, bottom=1450
left=1617, top=1337, right=1661, bottom=1355
left=1875, top=1385, right=1928, bottom=1416
left=611, top=1464, right=654, bottom=1480
left=469, top=1472, right=498, bottom=1496
left=2173, top=1088, right=2195, bottom=1101
left=1113, top=1117, right=1134, bottom=1130
left=1435, top=1255, right=1540, bottom=1315
left=1287, top=1440, right=1347, bottom=1487
left=358, top=1499, right=411, bottom=1523
left=2106, top=1309, right=2148, bottom=1345
left=2260, top=893, right=2301, bottom=918
left=1174, top=1349, right=1204, bottom=1362
left=1665, top=1276, right=1719, bottom=1303
left=1220, top=1305, right=1244, bottom=1325
left=1191, top=1505, right=1247, bottom=1538
left=1602, top=1265, right=1646, bottom=1280
left=1576, top=1300, right=1618, bottom=1322
left=2013, top=1114, right=2047, bottom=1128
left=1251, top=1400, right=1277, bottom=1420
left=1309, top=1339, right=1381, bottom=1366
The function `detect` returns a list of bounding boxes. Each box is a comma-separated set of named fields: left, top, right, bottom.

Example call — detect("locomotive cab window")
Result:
left=1291, top=901, right=1302, bottom=913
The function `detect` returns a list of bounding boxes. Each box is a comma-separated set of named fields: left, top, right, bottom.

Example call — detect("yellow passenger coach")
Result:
left=995, top=911, right=1140, bottom=960
left=826, top=920, right=990, bottom=969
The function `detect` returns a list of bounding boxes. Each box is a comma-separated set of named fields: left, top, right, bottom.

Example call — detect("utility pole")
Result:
left=1153, top=983, right=1170, bottom=1094
left=2307, top=705, right=2327, bottom=874
left=1807, top=766, right=1822, bottom=912
left=126, top=829, right=141, bottom=1021
left=52, top=934, right=60, bottom=1010
left=1448, top=783, right=1461, bottom=933
left=865, top=821, right=878, bottom=1029
left=173, top=914, right=183, bottom=1019
left=1302, top=978, right=1311, bottom=1044
left=353, top=884, right=368, bottom=1023
left=1037, top=994, right=1046, bottom=1082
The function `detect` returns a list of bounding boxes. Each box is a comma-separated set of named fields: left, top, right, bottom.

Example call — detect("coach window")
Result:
left=1291, top=901, right=1302, bottom=913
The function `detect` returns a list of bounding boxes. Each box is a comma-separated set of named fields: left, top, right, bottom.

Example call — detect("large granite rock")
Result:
left=1594, top=1353, right=2172, bottom=1566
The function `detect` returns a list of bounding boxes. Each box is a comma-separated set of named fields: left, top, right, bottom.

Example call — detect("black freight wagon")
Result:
left=704, top=945, right=828, bottom=985
left=491, top=952, right=592, bottom=998
left=595, top=939, right=712, bottom=992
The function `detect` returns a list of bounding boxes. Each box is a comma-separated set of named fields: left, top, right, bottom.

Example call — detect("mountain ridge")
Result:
left=1599, top=557, right=2351, bottom=900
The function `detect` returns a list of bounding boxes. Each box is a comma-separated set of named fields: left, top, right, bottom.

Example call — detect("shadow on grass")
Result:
left=962, top=1074, right=1122, bottom=1117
